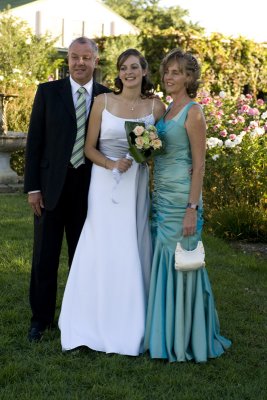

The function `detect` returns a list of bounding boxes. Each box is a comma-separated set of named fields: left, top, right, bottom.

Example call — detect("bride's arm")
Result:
left=85, top=95, right=131, bottom=172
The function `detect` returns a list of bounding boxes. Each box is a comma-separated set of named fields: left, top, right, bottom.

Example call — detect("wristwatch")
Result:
left=186, top=202, right=199, bottom=210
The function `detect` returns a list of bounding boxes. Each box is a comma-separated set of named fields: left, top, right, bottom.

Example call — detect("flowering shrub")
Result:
left=198, top=91, right=267, bottom=241
left=198, top=91, right=267, bottom=157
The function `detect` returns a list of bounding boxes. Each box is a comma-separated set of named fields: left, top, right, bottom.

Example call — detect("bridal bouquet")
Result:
left=125, top=121, right=163, bottom=163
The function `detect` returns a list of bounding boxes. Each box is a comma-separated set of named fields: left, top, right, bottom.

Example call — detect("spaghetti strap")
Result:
left=104, top=92, right=107, bottom=109
left=152, top=98, right=155, bottom=114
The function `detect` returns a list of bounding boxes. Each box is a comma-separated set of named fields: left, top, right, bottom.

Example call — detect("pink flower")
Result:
left=239, top=105, right=250, bottom=113
left=248, top=108, right=260, bottom=116
left=201, top=97, right=212, bottom=105
left=214, top=100, right=223, bottom=107
left=249, top=121, right=259, bottom=129
left=229, top=134, right=236, bottom=140
left=152, top=139, right=162, bottom=149
left=246, top=94, right=253, bottom=99
left=135, top=137, right=144, bottom=149
left=219, top=130, right=227, bottom=137
left=133, top=126, right=145, bottom=136
left=165, top=96, right=172, bottom=103
left=257, top=99, right=264, bottom=106
left=149, top=132, right=157, bottom=140
left=237, top=115, right=245, bottom=123
left=213, top=124, right=220, bottom=131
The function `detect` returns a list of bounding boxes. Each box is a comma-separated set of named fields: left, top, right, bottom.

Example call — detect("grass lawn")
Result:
left=0, top=194, right=266, bottom=400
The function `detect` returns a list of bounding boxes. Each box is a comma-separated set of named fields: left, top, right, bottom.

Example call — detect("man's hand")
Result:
left=28, top=192, right=44, bottom=217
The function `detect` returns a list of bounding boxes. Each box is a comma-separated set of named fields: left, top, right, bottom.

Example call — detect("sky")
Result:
left=159, top=0, right=266, bottom=43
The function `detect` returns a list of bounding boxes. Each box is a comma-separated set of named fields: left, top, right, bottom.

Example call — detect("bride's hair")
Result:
left=114, top=49, right=154, bottom=97
left=160, top=48, right=202, bottom=98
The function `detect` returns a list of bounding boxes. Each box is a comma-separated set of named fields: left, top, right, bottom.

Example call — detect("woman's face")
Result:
left=163, top=61, right=188, bottom=96
left=118, top=55, right=145, bottom=89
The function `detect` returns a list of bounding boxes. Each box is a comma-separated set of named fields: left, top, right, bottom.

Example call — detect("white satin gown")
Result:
left=59, top=101, right=155, bottom=356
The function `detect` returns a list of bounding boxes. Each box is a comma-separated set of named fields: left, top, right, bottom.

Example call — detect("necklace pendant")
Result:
left=131, top=107, right=134, bottom=111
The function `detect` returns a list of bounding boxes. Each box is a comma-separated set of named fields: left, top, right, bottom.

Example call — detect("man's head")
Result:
left=68, top=37, right=99, bottom=85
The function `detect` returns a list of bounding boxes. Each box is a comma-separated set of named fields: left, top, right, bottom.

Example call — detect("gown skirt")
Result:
left=144, top=102, right=232, bottom=362
left=59, top=109, right=155, bottom=356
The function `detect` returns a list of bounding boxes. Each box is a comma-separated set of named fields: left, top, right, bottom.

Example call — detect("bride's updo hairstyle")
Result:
left=160, top=48, right=201, bottom=98
left=114, top=48, right=154, bottom=97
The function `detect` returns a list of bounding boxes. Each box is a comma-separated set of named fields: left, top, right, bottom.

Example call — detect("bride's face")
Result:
left=119, top=55, right=146, bottom=89
left=163, top=61, right=188, bottom=96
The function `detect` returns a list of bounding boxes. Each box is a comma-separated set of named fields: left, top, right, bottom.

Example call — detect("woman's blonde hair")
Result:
left=160, top=48, right=201, bottom=98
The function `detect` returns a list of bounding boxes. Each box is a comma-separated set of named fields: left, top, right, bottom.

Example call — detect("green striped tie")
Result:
left=70, top=87, right=87, bottom=168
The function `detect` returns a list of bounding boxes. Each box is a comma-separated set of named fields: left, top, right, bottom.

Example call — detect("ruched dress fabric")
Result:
left=59, top=108, right=154, bottom=356
left=144, top=102, right=231, bottom=362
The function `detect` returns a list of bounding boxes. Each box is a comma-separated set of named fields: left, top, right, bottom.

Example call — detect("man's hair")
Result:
left=68, top=37, right=98, bottom=56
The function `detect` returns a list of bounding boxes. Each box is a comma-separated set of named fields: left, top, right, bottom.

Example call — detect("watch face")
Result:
left=187, top=203, right=198, bottom=210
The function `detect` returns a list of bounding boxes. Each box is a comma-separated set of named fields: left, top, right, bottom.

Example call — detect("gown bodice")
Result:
left=99, top=109, right=155, bottom=159
left=154, top=101, right=197, bottom=184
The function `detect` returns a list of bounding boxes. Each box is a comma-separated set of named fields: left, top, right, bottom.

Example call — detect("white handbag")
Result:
left=175, top=241, right=205, bottom=271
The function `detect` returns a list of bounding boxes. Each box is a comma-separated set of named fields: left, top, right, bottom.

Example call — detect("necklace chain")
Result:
left=128, top=97, right=140, bottom=111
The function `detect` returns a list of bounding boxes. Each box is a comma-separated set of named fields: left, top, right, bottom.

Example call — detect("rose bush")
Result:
left=198, top=91, right=267, bottom=241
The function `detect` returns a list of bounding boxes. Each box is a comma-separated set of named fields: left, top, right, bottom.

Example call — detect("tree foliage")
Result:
left=0, top=10, right=63, bottom=131
left=102, top=0, right=203, bottom=33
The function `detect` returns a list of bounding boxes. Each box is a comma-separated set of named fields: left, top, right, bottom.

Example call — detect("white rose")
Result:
left=224, top=139, right=236, bottom=148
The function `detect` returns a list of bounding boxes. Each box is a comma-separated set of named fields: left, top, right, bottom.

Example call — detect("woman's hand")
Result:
left=182, top=209, right=197, bottom=236
left=114, top=157, right=132, bottom=173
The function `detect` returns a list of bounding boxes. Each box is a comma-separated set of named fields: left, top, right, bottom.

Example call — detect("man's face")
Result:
left=68, top=42, right=99, bottom=85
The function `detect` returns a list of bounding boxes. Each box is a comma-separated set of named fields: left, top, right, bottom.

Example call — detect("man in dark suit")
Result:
left=24, top=37, right=111, bottom=342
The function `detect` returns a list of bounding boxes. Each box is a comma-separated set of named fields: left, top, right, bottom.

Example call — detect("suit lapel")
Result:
left=58, top=78, right=76, bottom=120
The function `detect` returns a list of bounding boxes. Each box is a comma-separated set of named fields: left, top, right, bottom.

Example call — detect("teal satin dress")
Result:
left=144, top=102, right=231, bottom=362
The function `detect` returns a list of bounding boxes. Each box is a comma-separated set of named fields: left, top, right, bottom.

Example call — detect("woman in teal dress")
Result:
left=144, top=49, right=231, bottom=362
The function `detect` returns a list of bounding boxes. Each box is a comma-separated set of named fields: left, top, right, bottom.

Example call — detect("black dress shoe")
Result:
left=28, top=326, right=44, bottom=342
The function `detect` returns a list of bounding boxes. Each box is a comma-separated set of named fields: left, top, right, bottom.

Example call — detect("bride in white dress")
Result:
left=59, top=49, right=165, bottom=355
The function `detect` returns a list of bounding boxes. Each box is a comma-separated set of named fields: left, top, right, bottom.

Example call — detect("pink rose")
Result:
left=214, top=100, right=223, bottom=107
left=213, top=124, right=220, bottom=131
left=133, top=126, right=145, bottom=136
left=239, top=105, right=250, bottom=113
left=237, top=115, right=245, bottom=123
left=219, top=130, right=227, bottom=137
left=149, top=132, right=157, bottom=140
left=248, top=108, right=260, bottom=116
left=232, top=119, right=239, bottom=125
left=152, top=139, right=162, bottom=149
left=135, top=137, right=144, bottom=149
left=201, top=97, right=212, bottom=105
left=229, top=134, right=236, bottom=140
left=257, top=99, right=264, bottom=106
left=249, top=121, right=259, bottom=129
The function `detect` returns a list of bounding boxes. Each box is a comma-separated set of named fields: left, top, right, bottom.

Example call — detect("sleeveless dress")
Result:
left=59, top=100, right=155, bottom=356
left=144, top=102, right=231, bottom=362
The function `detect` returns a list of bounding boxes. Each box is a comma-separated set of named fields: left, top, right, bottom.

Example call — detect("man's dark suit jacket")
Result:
left=24, top=77, right=110, bottom=210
